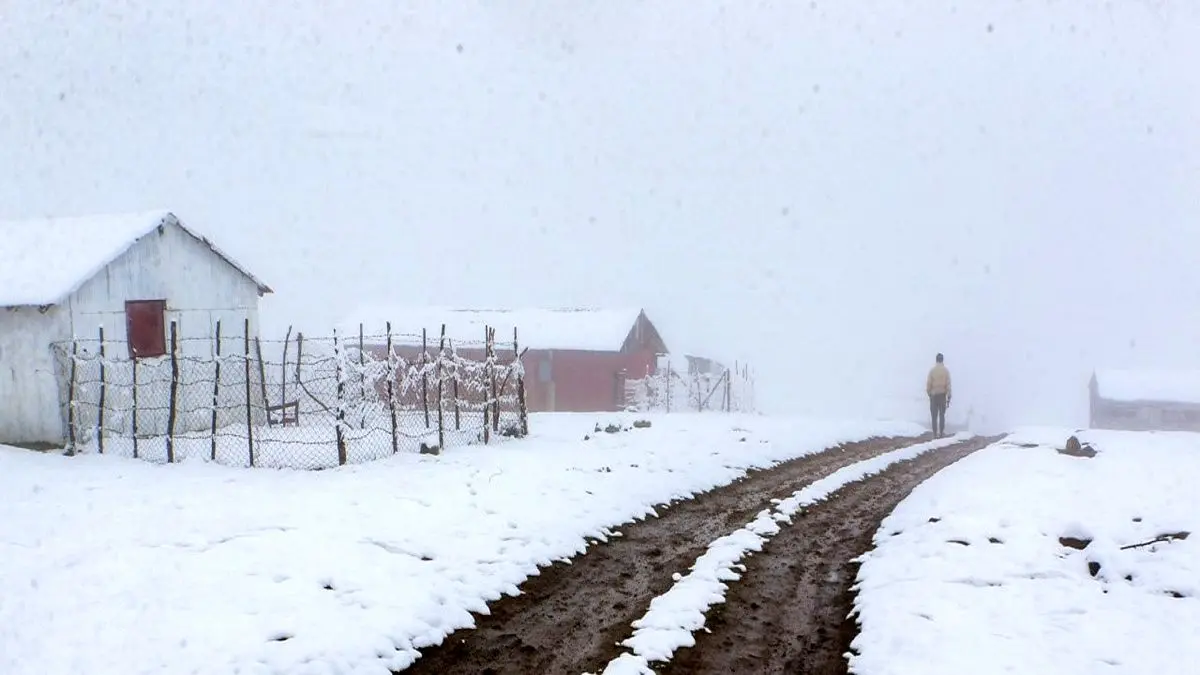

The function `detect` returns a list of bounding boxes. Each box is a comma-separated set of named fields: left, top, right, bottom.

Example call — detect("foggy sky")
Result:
left=2, top=0, right=1198, bottom=430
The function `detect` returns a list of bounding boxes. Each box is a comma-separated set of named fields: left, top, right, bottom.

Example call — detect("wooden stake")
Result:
left=211, top=320, right=222, bottom=461
left=450, top=339, right=461, bottom=431
left=244, top=318, right=254, bottom=467
left=421, top=328, right=430, bottom=429
left=166, top=321, right=179, bottom=463
left=294, top=332, right=304, bottom=395
left=97, top=326, right=107, bottom=454
left=437, top=324, right=446, bottom=451
left=66, top=339, right=78, bottom=455
left=255, top=336, right=269, bottom=417
left=281, top=325, right=292, bottom=412
left=334, top=329, right=347, bottom=466
left=131, top=355, right=140, bottom=459
left=483, top=325, right=491, bottom=445
left=490, top=327, right=499, bottom=434
left=386, top=322, right=398, bottom=454
left=514, top=327, right=528, bottom=437
left=359, top=324, right=368, bottom=428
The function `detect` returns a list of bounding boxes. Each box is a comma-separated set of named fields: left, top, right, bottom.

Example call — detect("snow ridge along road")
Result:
left=652, top=434, right=1001, bottom=675
left=596, top=433, right=976, bottom=675
left=400, top=434, right=931, bottom=675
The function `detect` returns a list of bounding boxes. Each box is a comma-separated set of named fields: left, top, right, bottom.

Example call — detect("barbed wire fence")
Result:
left=52, top=320, right=529, bottom=469
left=624, top=360, right=755, bottom=413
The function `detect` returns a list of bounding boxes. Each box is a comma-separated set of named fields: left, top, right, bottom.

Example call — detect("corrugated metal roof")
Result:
left=1093, top=368, right=1200, bottom=405
left=0, top=210, right=271, bottom=307
left=339, top=306, right=647, bottom=352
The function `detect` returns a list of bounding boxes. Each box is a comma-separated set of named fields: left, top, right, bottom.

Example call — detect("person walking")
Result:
left=926, top=353, right=952, bottom=438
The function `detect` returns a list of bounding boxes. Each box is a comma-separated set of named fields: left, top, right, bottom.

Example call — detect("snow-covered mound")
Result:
left=0, top=411, right=921, bottom=675
left=851, top=428, right=1200, bottom=675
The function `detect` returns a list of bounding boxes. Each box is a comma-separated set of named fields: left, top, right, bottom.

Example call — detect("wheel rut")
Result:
left=399, top=433, right=932, bottom=675
left=658, top=434, right=1001, bottom=675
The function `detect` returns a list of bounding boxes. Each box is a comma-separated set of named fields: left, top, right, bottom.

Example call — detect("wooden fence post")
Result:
left=97, top=327, right=107, bottom=454
left=211, top=320, right=222, bottom=461
left=489, top=327, right=499, bottom=434
left=421, top=328, right=430, bottom=429
left=281, top=326, right=292, bottom=413
left=437, top=324, right=446, bottom=450
left=451, top=340, right=461, bottom=431
left=131, top=354, right=140, bottom=459
left=66, top=339, right=79, bottom=455
left=244, top=318, right=255, bottom=467
left=483, top=325, right=491, bottom=445
left=166, top=321, right=179, bottom=463
left=665, top=361, right=672, bottom=414
left=333, top=329, right=347, bottom=466
left=255, top=336, right=269, bottom=417
left=514, top=327, right=528, bottom=437
left=725, top=369, right=732, bottom=412
left=294, top=332, right=304, bottom=396
left=386, top=322, right=398, bottom=454
left=358, top=323, right=367, bottom=428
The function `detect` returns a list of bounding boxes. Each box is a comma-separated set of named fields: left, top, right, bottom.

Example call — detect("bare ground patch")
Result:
left=399, top=434, right=931, bottom=674
left=657, top=435, right=1000, bottom=675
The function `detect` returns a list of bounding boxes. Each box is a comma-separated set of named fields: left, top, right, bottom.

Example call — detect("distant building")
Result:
left=1089, top=369, right=1200, bottom=432
left=341, top=307, right=669, bottom=413
left=0, top=211, right=271, bottom=447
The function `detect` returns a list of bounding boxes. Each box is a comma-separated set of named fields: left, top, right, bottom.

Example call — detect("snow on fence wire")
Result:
left=624, top=360, right=756, bottom=413
left=51, top=321, right=529, bottom=469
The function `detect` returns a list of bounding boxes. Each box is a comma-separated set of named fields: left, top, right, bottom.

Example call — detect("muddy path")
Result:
left=400, top=433, right=931, bottom=675
left=659, top=434, right=1001, bottom=675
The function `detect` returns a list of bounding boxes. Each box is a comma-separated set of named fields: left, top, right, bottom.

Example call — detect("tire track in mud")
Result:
left=399, top=434, right=931, bottom=675
left=658, top=434, right=1001, bottom=675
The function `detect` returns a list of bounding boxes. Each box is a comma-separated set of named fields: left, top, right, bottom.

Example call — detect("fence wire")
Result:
left=624, top=361, right=756, bottom=413
left=53, top=323, right=528, bottom=469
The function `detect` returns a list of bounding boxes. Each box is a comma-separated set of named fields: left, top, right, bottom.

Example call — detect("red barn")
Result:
left=342, top=307, right=669, bottom=412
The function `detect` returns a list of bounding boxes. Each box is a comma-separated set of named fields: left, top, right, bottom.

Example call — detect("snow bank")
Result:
left=850, top=429, right=1200, bottom=675
left=596, top=433, right=972, bottom=674
left=0, top=412, right=923, bottom=675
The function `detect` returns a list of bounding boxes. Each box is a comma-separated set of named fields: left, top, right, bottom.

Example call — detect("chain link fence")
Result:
left=53, top=321, right=528, bottom=469
left=624, top=359, right=755, bottom=413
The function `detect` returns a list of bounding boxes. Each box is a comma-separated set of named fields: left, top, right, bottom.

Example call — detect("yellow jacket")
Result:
left=927, top=363, right=952, bottom=397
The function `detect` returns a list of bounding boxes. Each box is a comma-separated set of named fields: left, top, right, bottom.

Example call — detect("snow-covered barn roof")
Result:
left=0, top=210, right=271, bottom=307
left=1093, top=369, right=1200, bottom=405
left=340, top=306, right=650, bottom=352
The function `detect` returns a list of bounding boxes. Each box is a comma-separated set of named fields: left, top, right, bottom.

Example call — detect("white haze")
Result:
left=2, top=1, right=1198, bottom=432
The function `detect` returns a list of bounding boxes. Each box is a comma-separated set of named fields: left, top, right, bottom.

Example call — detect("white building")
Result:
left=1089, top=369, right=1200, bottom=432
left=0, top=210, right=271, bottom=447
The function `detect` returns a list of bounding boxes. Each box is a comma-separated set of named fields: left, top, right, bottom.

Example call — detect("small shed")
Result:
left=1089, top=369, right=1200, bottom=432
left=0, top=210, right=271, bottom=447
left=342, top=307, right=669, bottom=412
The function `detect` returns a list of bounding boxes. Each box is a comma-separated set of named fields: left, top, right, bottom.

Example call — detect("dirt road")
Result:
left=400, top=434, right=930, bottom=675
left=659, top=434, right=999, bottom=675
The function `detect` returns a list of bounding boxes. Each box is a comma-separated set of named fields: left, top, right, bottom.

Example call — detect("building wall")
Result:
left=525, top=348, right=658, bottom=412
left=0, top=306, right=72, bottom=445
left=67, top=221, right=262, bottom=353
left=1091, top=398, right=1200, bottom=432
left=368, top=343, right=659, bottom=413
left=1, top=221, right=265, bottom=446
left=354, top=312, right=669, bottom=415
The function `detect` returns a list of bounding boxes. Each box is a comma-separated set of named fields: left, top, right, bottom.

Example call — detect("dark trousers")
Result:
left=930, top=394, right=948, bottom=437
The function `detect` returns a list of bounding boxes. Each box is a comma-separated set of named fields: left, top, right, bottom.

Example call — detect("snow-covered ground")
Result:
left=0, top=411, right=922, bottom=675
left=851, top=427, right=1200, bottom=675
left=597, top=432, right=974, bottom=675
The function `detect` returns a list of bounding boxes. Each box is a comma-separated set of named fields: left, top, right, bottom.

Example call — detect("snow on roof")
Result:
left=339, top=306, right=647, bottom=352
left=0, top=210, right=271, bottom=307
left=1093, top=368, right=1200, bottom=405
